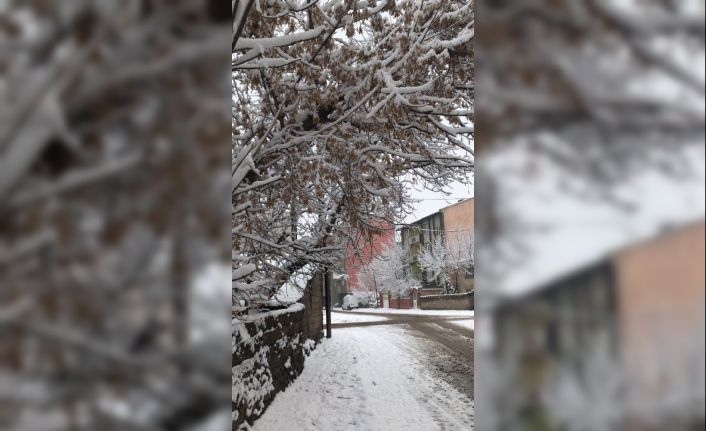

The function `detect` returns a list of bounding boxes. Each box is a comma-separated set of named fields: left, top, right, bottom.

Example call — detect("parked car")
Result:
left=342, top=294, right=359, bottom=310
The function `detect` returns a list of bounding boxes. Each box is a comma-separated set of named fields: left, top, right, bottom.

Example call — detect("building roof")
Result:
left=403, top=209, right=442, bottom=229
left=403, top=198, right=473, bottom=231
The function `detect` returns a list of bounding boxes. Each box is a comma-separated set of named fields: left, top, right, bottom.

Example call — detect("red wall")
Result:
left=345, top=223, right=395, bottom=294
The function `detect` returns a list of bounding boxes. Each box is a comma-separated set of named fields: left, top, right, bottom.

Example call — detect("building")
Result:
left=488, top=221, right=705, bottom=429
left=401, top=211, right=445, bottom=294
left=401, top=198, right=474, bottom=295
left=479, top=144, right=705, bottom=430
left=343, top=222, right=395, bottom=302
left=440, top=198, right=475, bottom=293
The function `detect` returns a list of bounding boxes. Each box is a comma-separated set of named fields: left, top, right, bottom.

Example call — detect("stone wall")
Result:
left=419, top=291, right=473, bottom=310
left=299, top=273, right=324, bottom=340
left=232, top=276, right=323, bottom=430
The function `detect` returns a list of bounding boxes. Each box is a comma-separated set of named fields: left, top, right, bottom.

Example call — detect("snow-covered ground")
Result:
left=249, top=325, right=474, bottom=430
left=342, top=307, right=474, bottom=318
left=329, top=311, right=390, bottom=324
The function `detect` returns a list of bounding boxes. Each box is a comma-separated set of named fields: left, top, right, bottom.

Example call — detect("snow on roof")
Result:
left=485, top=141, right=705, bottom=300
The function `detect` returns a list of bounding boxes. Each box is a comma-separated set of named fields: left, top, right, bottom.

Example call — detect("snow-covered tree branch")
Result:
left=1, top=2, right=231, bottom=429
left=363, top=243, right=420, bottom=298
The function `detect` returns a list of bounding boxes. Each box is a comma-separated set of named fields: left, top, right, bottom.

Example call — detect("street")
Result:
left=251, top=309, right=474, bottom=431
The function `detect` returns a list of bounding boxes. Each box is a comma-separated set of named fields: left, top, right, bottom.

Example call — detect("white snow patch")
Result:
left=329, top=311, right=391, bottom=324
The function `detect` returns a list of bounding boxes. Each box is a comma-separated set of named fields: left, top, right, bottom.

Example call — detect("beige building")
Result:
left=401, top=198, right=474, bottom=295
left=614, top=221, right=705, bottom=417
left=440, top=198, right=474, bottom=293
left=491, top=220, right=706, bottom=429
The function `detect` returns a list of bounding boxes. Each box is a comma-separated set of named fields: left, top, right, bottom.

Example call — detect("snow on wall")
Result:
left=232, top=303, right=319, bottom=429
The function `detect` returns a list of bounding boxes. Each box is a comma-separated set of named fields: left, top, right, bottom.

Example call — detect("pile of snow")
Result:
left=234, top=303, right=305, bottom=325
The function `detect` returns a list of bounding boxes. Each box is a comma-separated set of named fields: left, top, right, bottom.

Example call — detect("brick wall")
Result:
left=419, top=292, right=473, bottom=310
left=232, top=275, right=323, bottom=429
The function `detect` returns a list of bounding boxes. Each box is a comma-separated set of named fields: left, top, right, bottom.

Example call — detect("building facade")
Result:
left=401, top=211, right=445, bottom=294
left=401, top=198, right=474, bottom=295
left=489, top=221, right=705, bottom=430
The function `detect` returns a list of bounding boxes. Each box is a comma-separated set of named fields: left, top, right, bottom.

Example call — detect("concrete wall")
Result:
left=614, top=221, right=705, bottom=416
left=419, top=292, right=473, bottom=310
left=441, top=199, right=474, bottom=293
left=440, top=198, right=474, bottom=233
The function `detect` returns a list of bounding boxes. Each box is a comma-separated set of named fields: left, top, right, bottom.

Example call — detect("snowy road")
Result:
left=250, top=310, right=474, bottom=431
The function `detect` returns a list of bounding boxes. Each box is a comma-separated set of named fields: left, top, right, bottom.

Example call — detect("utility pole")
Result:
left=324, top=270, right=332, bottom=338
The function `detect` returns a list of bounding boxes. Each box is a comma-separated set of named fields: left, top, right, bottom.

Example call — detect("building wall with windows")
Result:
left=401, top=211, right=445, bottom=292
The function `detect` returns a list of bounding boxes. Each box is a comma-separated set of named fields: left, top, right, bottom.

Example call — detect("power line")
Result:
left=398, top=226, right=474, bottom=233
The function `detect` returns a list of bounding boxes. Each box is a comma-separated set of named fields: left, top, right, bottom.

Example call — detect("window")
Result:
left=546, top=320, right=560, bottom=355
